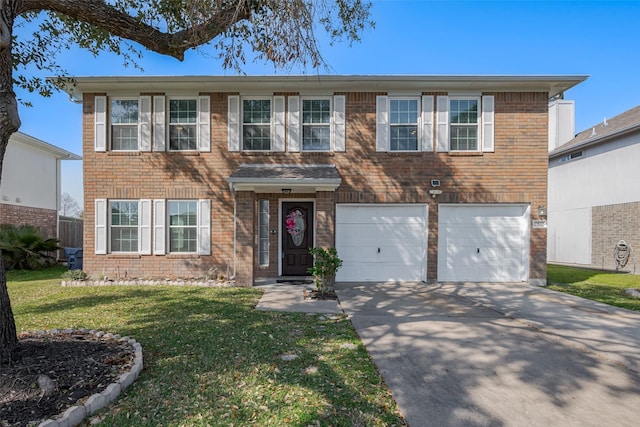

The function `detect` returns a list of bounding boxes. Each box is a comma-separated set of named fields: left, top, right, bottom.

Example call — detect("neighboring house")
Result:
left=0, top=132, right=81, bottom=240
left=548, top=104, right=640, bottom=272
left=62, top=75, right=586, bottom=286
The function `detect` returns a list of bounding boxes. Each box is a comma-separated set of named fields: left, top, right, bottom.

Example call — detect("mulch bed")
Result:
left=303, top=289, right=338, bottom=300
left=0, top=331, right=136, bottom=427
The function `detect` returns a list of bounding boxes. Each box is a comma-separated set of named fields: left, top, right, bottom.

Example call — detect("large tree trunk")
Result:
left=0, top=0, right=22, bottom=364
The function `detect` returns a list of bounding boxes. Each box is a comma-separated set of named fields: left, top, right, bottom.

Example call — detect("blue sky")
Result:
left=14, top=0, right=640, bottom=205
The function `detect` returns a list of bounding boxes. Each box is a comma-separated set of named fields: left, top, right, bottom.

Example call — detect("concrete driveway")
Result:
left=335, top=281, right=640, bottom=427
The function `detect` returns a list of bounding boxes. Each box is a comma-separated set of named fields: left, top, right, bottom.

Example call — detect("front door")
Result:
left=282, top=202, right=314, bottom=276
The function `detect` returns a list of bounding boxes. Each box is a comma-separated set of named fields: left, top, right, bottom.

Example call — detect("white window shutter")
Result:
left=139, top=96, right=152, bottom=152
left=436, top=96, right=449, bottom=152
left=482, top=95, right=495, bottom=152
left=153, top=96, right=166, bottom=151
left=95, top=199, right=107, bottom=254
left=198, top=96, right=211, bottom=152
left=376, top=96, right=389, bottom=152
left=228, top=95, right=240, bottom=152
left=333, top=95, right=346, bottom=152
left=197, top=199, right=211, bottom=255
left=139, top=199, right=152, bottom=254
left=94, top=96, right=107, bottom=152
left=153, top=199, right=165, bottom=255
left=421, top=95, right=434, bottom=152
left=288, top=96, right=300, bottom=152
left=273, top=96, right=286, bottom=152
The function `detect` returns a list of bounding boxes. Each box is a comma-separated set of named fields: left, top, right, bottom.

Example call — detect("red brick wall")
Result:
left=0, top=203, right=57, bottom=239
left=82, top=90, right=548, bottom=284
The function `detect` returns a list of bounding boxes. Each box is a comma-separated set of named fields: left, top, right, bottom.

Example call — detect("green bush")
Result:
left=0, top=224, right=60, bottom=270
left=61, top=269, right=88, bottom=281
left=307, top=247, right=343, bottom=296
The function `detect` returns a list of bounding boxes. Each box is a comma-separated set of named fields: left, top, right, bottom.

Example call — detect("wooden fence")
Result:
left=59, top=217, right=83, bottom=259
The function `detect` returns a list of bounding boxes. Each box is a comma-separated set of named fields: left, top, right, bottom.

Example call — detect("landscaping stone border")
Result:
left=62, top=279, right=234, bottom=287
left=36, top=329, right=144, bottom=427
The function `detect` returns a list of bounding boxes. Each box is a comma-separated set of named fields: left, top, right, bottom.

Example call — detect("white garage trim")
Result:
left=438, top=204, right=530, bottom=282
left=336, top=204, right=428, bottom=282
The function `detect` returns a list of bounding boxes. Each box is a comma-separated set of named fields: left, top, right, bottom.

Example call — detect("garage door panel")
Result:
left=438, top=205, right=529, bottom=282
left=336, top=205, right=427, bottom=282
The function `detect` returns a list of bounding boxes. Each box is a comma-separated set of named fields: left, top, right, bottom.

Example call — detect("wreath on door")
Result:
left=286, top=209, right=305, bottom=247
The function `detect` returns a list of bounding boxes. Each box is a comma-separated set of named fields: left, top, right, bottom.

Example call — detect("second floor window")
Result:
left=450, top=98, right=479, bottom=151
left=390, top=99, right=419, bottom=151
left=243, top=99, right=271, bottom=151
left=111, top=99, right=139, bottom=151
left=169, top=99, right=198, bottom=151
left=302, top=99, right=331, bottom=151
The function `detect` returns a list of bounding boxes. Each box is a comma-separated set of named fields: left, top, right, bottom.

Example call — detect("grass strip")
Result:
left=547, top=264, right=640, bottom=312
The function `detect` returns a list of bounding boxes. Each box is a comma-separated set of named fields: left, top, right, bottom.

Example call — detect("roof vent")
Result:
left=603, top=117, right=608, bottom=127
left=591, top=127, right=597, bottom=137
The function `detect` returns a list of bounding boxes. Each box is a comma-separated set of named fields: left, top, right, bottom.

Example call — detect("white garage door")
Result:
left=438, top=204, right=529, bottom=282
left=336, top=204, right=427, bottom=282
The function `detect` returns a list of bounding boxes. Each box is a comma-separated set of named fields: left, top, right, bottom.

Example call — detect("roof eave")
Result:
left=54, top=74, right=588, bottom=102
left=550, top=123, right=640, bottom=159
left=227, top=177, right=342, bottom=193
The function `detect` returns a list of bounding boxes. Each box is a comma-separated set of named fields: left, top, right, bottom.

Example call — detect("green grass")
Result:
left=7, top=266, right=405, bottom=426
left=547, top=264, right=640, bottom=311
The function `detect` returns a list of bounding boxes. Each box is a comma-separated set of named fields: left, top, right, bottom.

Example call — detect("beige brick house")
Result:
left=63, top=75, right=586, bottom=286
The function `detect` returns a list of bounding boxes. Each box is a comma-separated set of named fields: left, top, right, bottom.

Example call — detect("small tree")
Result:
left=59, top=192, right=81, bottom=217
left=307, top=247, right=343, bottom=297
left=0, top=224, right=59, bottom=270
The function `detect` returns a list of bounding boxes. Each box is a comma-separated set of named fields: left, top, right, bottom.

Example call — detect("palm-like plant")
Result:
left=0, top=225, right=59, bottom=270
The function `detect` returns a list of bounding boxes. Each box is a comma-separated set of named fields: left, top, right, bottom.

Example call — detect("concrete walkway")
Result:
left=335, top=281, right=640, bottom=427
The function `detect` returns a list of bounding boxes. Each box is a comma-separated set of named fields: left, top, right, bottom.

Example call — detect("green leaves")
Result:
left=0, top=224, right=60, bottom=270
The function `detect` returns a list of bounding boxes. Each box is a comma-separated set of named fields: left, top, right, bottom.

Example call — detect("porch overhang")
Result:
left=228, top=164, right=342, bottom=193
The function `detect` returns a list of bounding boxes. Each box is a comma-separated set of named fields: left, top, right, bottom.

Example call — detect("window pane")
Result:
left=243, top=100, right=271, bottom=124
left=169, top=201, right=197, bottom=226
left=243, top=125, right=271, bottom=150
left=450, top=126, right=478, bottom=151
left=111, top=125, right=138, bottom=151
left=302, top=99, right=331, bottom=124
left=111, top=100, right=138, bottom=124
left=169, top=227, right=197, bottom=252
left=450, top=99, right=478, bottom=124
left=390, top=126, right=418, bottom=151
left=390, top=99, right=418, bottom=124
left=169, top=124, right=197, bottom=150
left=169, top=100, right=197, bottom=123
left=302, top=126, right=331, bottom=151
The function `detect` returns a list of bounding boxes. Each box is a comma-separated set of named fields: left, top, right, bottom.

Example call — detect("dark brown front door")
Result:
left=282, top=202, right=314, bottom=276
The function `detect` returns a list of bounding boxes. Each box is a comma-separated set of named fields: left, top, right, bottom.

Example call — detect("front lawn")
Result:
left=7, top=266, right=405, bottom=426
left=547, top=264, right=640, bottom=312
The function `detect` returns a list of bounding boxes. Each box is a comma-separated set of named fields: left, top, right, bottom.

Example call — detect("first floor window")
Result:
left=450, top=98, right=479, bottom=151
left=169, top=99, right=198, bottom=150
left=390, top=98, right=419, bottom=151
left=110, top=200, right=139, bottom=252
left=111, top=99, right=139, bottom=150
left=243, top=99, right=271, bottom=150
left=258, top=199, right=269, bottom=266
left=168, top=200, right=198, bottom=253
left=302, top=99, right=331, bottom=151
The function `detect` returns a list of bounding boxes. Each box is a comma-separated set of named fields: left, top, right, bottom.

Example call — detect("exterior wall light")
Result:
left=538, top=205, right=547, bottom=219
left=281, top=188, right=292, bottom=195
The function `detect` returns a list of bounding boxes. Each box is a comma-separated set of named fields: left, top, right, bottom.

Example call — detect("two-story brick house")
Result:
left=63, top=75, right=586, bottom=286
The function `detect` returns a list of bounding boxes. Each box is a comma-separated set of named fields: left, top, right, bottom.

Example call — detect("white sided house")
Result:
left=548, top=104, right=640, bottom=273
left=0, top=132, right=81, bottom=239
